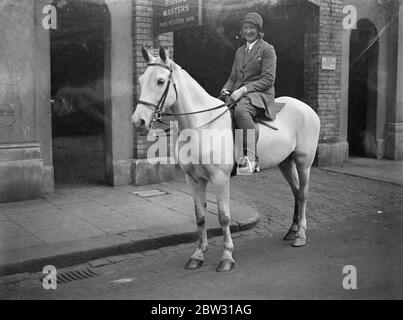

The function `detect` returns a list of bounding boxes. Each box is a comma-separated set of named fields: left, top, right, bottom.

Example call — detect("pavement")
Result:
left=0, top=171, right=259, bottom=277
left=322, top=157, right=403, bottom=186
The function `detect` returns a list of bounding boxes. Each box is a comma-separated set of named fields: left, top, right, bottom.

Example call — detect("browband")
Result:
left=146, top=63, right=173, bottom=73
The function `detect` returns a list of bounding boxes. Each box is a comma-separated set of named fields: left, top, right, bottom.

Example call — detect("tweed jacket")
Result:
left=223, top=38, right=277, bottom=120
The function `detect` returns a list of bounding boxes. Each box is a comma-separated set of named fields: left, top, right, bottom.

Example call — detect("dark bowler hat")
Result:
left=242, top=12, right=263, bottom=30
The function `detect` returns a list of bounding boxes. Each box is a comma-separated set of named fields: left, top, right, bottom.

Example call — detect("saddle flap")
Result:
left=275, top=102, right=286, bottom=114
left=254, top=102, right=286, bottom=122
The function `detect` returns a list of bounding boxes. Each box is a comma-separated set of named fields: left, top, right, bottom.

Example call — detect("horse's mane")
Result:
left=170, top=61, right=224, bottom=112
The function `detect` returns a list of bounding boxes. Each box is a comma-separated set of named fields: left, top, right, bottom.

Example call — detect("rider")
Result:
left=221, top=12, right=277, bottom=175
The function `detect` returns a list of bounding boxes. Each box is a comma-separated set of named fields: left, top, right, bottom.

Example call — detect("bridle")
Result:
left=136, top=62, right=233, bottom=130
left=136, top=63, right=178, bottom=127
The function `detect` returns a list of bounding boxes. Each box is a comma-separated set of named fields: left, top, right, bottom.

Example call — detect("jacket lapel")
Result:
left=239, top=43, right=247, bottom=69
left=242, top=38, right=262, bottom=68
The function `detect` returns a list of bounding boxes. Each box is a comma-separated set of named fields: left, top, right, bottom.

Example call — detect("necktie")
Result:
left=243, top=46, right=250, bottom=66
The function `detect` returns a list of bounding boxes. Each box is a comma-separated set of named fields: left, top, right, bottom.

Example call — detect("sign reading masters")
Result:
left=154, top=0, right=203, bottom=34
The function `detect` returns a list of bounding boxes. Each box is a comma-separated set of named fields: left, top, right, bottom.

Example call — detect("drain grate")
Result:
left=40, top=268, right=99, bottom=285
left=57, top=268, right=98, bottom=284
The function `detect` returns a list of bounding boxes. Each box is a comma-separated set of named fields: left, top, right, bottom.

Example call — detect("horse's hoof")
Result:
left=216, top=260, right=235, bottom=272
left=292, top=237, right=306, bottom=247
left=283, top=229, right=297, bottom=241
left=184, top=259, right=204, bottom=270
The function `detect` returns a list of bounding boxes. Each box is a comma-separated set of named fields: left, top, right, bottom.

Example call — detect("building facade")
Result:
left=0, top=0, right=402, bottom=203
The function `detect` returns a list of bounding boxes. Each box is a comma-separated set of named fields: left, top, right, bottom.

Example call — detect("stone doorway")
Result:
left=348, top=19, right=379, bottom=158
left=50, top=0, right=110, bottom=185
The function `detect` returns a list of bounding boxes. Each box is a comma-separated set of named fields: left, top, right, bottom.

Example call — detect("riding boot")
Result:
left=237, top=126, right=259, bottom=175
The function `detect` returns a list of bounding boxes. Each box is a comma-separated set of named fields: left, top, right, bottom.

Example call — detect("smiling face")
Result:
left=242, top=22, right=259, bottom=44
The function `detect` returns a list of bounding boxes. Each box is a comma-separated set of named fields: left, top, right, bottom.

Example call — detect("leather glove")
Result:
left=219, top=89, right=231, bottom=102
left=230, top=87, right=247, bottom=102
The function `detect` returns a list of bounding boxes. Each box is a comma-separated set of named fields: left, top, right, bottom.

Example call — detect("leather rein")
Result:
left=136, top=63, right=233, bottom=130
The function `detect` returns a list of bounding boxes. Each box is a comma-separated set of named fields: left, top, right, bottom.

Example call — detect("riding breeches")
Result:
left=233, top=97, right=265, bottom=161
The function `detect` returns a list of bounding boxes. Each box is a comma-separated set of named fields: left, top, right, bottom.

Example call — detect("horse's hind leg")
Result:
left=184, top=176, right=209, bottom=270
left=293, top=159, right=312, bottom=247
left=278, top=157, right=300, bottom=241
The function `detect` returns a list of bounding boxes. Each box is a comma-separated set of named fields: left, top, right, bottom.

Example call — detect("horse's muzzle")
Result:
left=132, top=117, right=146, bottom=132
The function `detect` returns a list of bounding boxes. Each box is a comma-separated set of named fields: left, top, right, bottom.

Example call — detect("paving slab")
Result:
left=0, top=214, right=9, bottom=222
left=43, top=191, right=88, bottom=205
left=0, top=221, right=34, bottom=240
left=0, top=179, right=259, bottom=277
left=0, top=200, right=59, bottom=216
left=322, top=157, right=403, bottom=186
left=0, top=235, right=45, bottom=252
left=81, top=213, right=149, bottom=234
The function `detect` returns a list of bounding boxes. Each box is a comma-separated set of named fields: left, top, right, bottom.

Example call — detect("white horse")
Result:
left=132, top=47, right=320, bottom=272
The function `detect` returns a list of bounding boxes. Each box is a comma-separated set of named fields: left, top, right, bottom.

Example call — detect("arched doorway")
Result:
left=50, top=0, right=110, bottom=185
left=348, top=19, right=379, bottom=157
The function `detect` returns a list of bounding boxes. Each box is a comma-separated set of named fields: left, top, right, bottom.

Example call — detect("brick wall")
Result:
left=317, top=0, right=343, bottom=143
left=304, top=0, right=344, bottom=144
left=132, top=0, right=174, bottom=159
left=303, top=2, right=320, bottom=113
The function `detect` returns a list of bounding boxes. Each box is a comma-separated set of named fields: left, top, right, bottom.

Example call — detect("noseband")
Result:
left=136, top=63, right=178, bottom=127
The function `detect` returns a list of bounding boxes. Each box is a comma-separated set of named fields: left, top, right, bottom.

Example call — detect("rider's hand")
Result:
left=230, top=87, right=247, bottom=102
left=221, top=89, right=231, bottom=96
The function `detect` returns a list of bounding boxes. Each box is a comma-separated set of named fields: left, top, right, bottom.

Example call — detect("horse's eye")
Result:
left=157, top=79, right=165, bottom=86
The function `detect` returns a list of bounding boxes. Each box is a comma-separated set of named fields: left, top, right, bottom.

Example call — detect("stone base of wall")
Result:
left=0, top=144, right=44, bottom=203
left=132, top=157, right=176, bottom=186
left=42, top=165, right=54, bottom=194
left=317, top=141, right=349, bottom=167
left=106, top=159, right=133, bottom=187
left=376, top=139, right=385, bottom=160
left=385, top=123, right=403, bottom=160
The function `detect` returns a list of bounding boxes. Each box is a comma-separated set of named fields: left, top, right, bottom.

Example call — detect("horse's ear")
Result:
left=159, top=47, right=169, bottom=62
left=141, top=46, right=151, bottom=63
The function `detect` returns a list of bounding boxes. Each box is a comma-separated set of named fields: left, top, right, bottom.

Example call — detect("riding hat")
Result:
left=242, top=12, right=263, bottom=30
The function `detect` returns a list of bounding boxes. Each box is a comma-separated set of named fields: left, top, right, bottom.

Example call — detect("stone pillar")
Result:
left=104, top=0, right=135, bottom=186
left=35, top=0, right=54, bottom=193
left=132, top=0, right=176, bottom=185
left=374, top=22, right=390, bottom=160
left=0, top=1, right=44, bottom=202
left=385, top=0, right=403, bottom=160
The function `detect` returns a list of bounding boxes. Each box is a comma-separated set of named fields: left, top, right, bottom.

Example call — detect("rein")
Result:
left=136, top=62, right=233, bottom=129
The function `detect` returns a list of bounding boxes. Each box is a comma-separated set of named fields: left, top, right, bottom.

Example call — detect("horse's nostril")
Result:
left=139, top=119, right=145, bottom=127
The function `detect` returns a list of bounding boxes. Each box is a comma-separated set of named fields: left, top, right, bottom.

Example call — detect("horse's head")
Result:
left=132, top=47, right=177, bottom=131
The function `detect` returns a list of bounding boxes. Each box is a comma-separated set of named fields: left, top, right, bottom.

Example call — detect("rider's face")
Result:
left=242, top=22, right=259, bottom=43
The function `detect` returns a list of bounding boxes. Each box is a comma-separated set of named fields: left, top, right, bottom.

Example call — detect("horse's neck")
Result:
left=172, top=66, right=229, bottom=130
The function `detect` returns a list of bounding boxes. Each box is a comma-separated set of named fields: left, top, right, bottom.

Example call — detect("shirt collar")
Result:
left=246, top=39, right=259, bottom=51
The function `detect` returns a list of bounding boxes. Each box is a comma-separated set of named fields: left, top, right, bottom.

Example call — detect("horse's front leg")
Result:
left=211, top=173, right=234, bottom=272
left=184, top=175, right=209, bottom=270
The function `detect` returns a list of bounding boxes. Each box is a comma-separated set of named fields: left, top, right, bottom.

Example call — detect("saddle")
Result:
left=228, top=101, right=285, bottom=136
left=228, top=101, right=286, bottom=177
left=254, top=102, right=286, bottom=130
